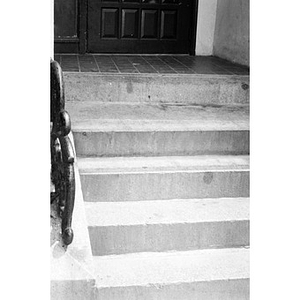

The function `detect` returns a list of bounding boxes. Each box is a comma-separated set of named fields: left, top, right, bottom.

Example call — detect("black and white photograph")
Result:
left=2, top=1, right=300, bottom=300
left=50, top=1, right=249, bottom=299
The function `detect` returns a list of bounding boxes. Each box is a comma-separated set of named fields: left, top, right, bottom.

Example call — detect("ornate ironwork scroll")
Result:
left=51, top=59, right=75, bottom=246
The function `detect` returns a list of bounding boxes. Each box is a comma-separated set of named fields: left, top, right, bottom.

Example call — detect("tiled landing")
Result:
left=55, top=54, right=249, bottom=75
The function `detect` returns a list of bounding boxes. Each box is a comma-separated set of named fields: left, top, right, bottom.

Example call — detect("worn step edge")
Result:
left=87, top=198, right=249, bottom=255
left=68, top=103, right=249, bottom=156
left=78, top=155, right=249, bottom=174
left=80, top=169, right=249, bottom=202
left=79, top=156, right=249, bottom=202
left=85, top=197, right=249, bottom=227
left=66, top=102, right=249, bottom=131
left=72, top=121, right=249, bottom=132
left=89, top=220, right=249, bottom=256
left=64, top=73, right=249, bottom=105
left=73, top=130, right=249, bottom=157
left=94, top=248, right=249, bottom=288
left=97, top=279, right=249, bottom=300
left=64, top=72, right=249, bottom=78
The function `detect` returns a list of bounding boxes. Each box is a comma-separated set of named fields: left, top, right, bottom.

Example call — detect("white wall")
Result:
left=195, top=0, right=218, bottom=56
left=195, top=0, right=249, bottom=66
left=213, top=0, right=249, bottom=66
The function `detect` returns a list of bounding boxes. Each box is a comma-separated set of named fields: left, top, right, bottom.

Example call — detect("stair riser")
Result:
left=51, top=280, right=96, bottom=300
left=96, top=278, right=249, bottom=300
left=89, top=220, right=249, bottom=256
left=74, top=130, right=249, bottom=157
left=80, top=171, right=249, bottom=202
left=64, top=73, right=249, bottom=105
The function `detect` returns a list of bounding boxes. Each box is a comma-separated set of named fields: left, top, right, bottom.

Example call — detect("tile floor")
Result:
left=54, top=54, right=249, bottom=75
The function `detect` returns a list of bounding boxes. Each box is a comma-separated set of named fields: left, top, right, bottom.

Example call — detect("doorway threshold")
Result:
left=55, top=54, right=249, bottom=76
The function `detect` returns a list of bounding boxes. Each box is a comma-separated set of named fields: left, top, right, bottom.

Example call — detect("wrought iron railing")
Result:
left=51, top=59, right=75, bottom=246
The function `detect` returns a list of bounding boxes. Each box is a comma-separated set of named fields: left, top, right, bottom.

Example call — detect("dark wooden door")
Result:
left=87, top=0, right=193, bottom=53
left=54, top=0, right=81, bottom=53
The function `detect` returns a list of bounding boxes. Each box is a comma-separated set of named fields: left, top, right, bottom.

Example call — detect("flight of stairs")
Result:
left=65, top=71, right=250, bottom=299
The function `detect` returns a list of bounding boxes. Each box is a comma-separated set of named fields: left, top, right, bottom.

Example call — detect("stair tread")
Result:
left=66, top=102, right=249, bottom=131
left=78, top=155, right=249, bottom=174
left=94, top=247, right=249, bottom=288
left=86, top=197, right=249, bottom=227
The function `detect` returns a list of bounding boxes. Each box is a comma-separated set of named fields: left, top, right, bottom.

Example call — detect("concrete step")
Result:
left=78, top=155, right=249, bottom=202
left=86, top=197, right=249, bottom=256
left=67, top=102, right=249, bottom=157
left=94, top=248, right=249, bottom=300
left=64, top=73, right=249, bottom=105
left=51, top=133, right=96, bottom=300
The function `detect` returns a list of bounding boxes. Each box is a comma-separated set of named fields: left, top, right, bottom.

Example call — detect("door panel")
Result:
left=101, top=9, right=119, bottom=38
left=87, top=0, right=193, bottom=53
left=122, top=9, right=139, bottom=38
left=161, top=10, right=177, bottom=39
left=141, top=10, right=158, bottom=39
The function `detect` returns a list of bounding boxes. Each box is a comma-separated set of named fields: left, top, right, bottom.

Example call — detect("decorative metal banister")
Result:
left=51, top=59, right=75, bottom=246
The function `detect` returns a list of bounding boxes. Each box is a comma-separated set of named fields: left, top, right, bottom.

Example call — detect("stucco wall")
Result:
left=195, top=0, right=218, bottom=55
left=213, top=0, right=249, bottom=66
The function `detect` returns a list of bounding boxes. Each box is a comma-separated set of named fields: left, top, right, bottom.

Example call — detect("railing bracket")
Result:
left=51, top=59, right=75, bottom=246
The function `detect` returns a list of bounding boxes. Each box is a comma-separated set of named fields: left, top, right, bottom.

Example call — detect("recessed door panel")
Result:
left=101, top=9, right=119, bottom=38
left=122, top=9, right=139, bottom=38
left=161, top=10, right=177, bottom=39
left=141, top=10, right=158, bottom=39
left=143, top=0, right=159, bottom=3
left=162, top=0, right=180, bottom=3
left=88, top=0, right=193, bottom=53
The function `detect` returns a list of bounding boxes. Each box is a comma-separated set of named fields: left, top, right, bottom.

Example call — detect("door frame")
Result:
left=189, top=0, right=199, bottom=55
left=79, top=0, right=87, bottom=54
left=54, top=0, right=86, bottom=53
left=55, top=0, right=199, bottom=55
